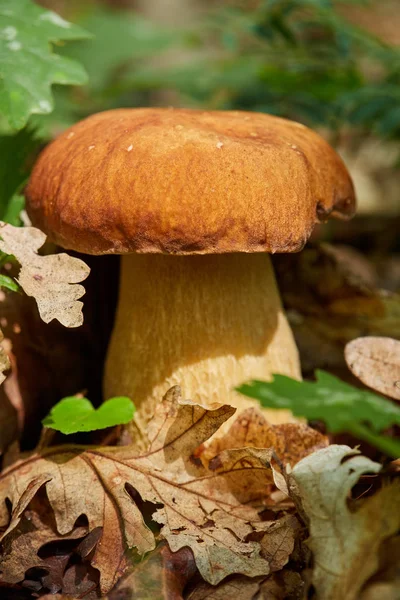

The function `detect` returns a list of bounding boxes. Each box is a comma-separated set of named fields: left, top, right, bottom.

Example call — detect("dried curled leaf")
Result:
left=345, top=336, right=400, bottom=401
left=200, top=407, right=328, bottom=468
left=0, top=222, right=90, bottom=327
left=0, top=328, right=10, bottom=385
left=0, top=388, right=294, bottom=594
left=291, top=445, right=400, bottom=600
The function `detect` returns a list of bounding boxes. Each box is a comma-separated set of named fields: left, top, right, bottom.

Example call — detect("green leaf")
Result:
left=0, top=273, right=18, bottom=292
left=237, top=370, right=400, bottom=457
left=2, top=193, right=25, bottom=226
left=0, top=129, right=39, bottom=220
left=0, top=0, right=91, bottom=130
left=64, top=7, right=177, bottom=92
left=42, top=396, right=135, bottom=435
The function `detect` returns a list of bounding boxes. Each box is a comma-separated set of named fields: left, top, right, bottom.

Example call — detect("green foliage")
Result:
left=181, top=1, right=400, bottom=133
left=0, top=273, right=18, bottom=292
left=42, top=395, right=135, bottom=435
left=6, top=0, right=400, bottom=143
left=0, top=128, right=40, bottom=278
left=39, top=0, right=399, bottom=144
left=32, top=6, right=183, bottom=136
left=0, top=249, right=18, bottom=293
left=65, top=7, right=176, bottom=92
left=0, top=128, right=39, bottom=221
left=2, top=194, right=25, bottom=226
left=0, top=0, right=90, bottom=130
left=237, top=370, right=400, bottom=458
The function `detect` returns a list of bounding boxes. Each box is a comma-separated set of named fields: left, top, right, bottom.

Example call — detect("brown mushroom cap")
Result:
left=25, top=108, right=355, bottom=255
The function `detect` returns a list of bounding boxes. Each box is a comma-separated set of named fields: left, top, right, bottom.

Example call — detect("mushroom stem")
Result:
left=104, top=253, right=301, bottom=427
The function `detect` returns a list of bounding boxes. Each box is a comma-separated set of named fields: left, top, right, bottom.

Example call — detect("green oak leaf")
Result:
left=237, top=370, right=400, bottom=458
left=42, top=396, right=135, bottom=435
left=0, top=0, right=90, bottom=130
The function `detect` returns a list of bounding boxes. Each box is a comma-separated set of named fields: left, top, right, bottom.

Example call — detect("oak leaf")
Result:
left=0, top=388, right=291, bottom=595
left=199, top=407, right=328, bottom=469
left=0, top=491, right=88, bottom=588
left=290, top=445, right=400, bottom=600
left=0, top=222, right=90, bottom=327
left=345, top=336, right=400, bottom=401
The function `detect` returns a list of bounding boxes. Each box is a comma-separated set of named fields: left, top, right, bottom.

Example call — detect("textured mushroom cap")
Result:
left=25, top=108, right=355, bottom=255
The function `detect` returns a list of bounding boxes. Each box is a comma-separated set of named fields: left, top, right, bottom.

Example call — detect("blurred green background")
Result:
left=2, top=0, right=400, bottom=236
left=6, top=0, right=400, bottom=217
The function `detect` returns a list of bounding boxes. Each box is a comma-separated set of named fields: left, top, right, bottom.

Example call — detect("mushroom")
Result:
left=25, top=108, right=355, bottom=429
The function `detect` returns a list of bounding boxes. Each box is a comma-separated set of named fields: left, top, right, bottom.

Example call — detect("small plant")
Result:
left=238, top=370, right=400, bottom=457
left=42, top=395, right=135, bottom=434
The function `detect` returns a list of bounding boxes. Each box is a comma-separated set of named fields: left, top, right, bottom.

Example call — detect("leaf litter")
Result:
left=1, top=380, right=399, bottom=598
left=290, top=445, right=400, bottom=600
left=0, top=387, right=303, bottom=595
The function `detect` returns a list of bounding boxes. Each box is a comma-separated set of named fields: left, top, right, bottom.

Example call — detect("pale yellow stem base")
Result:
left=104, top=253, right=301, bottom=433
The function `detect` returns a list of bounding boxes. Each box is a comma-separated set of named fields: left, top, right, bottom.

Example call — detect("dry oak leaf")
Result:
left=0, top=490, right=88, bottom=588
left=199, top=407, right=328, bottom=469
left=0, top=387, right=287, bottom=595
left=345, top=336, right=400, bottom=401
left=0, top=222, right=90, bottom=328
left=290, top=445, right=400, bottom=600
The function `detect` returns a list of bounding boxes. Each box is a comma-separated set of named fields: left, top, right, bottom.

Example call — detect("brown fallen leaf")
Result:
left=1, top=342, right=24, bottom=432
left=0, top=387, right=293, bottom=595
left=186, top=575, right=262, bottom=600
left=0, top=489, right=88, bottom=587
left=0, top=222, right=90, bottom=328
left=290, top=445, right=400, bottom=600
left=258, top=570, right=305, bottom=599
left=108, top=542, right=197, bottom=600
left=0, top=327, right=10, bottom=385
left=359, top=536, right=400, bottom=600
left=199, top=407, right=328, bottom=469
left=260, top=515, right=300, bottom=572
left=345, top=336, right=400, bottom=401
left=0, top=328, right=17, bottom=454
left=186, top=570, right=304, bottom=600
left=62, top=563, right=101, bottom=599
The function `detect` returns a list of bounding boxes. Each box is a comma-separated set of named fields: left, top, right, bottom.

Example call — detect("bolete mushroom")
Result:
left=25, top=108, right=355, bottom=429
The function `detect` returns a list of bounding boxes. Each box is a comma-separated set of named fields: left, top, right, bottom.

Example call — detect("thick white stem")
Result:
left=104, top=253, right=301, bottom=430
